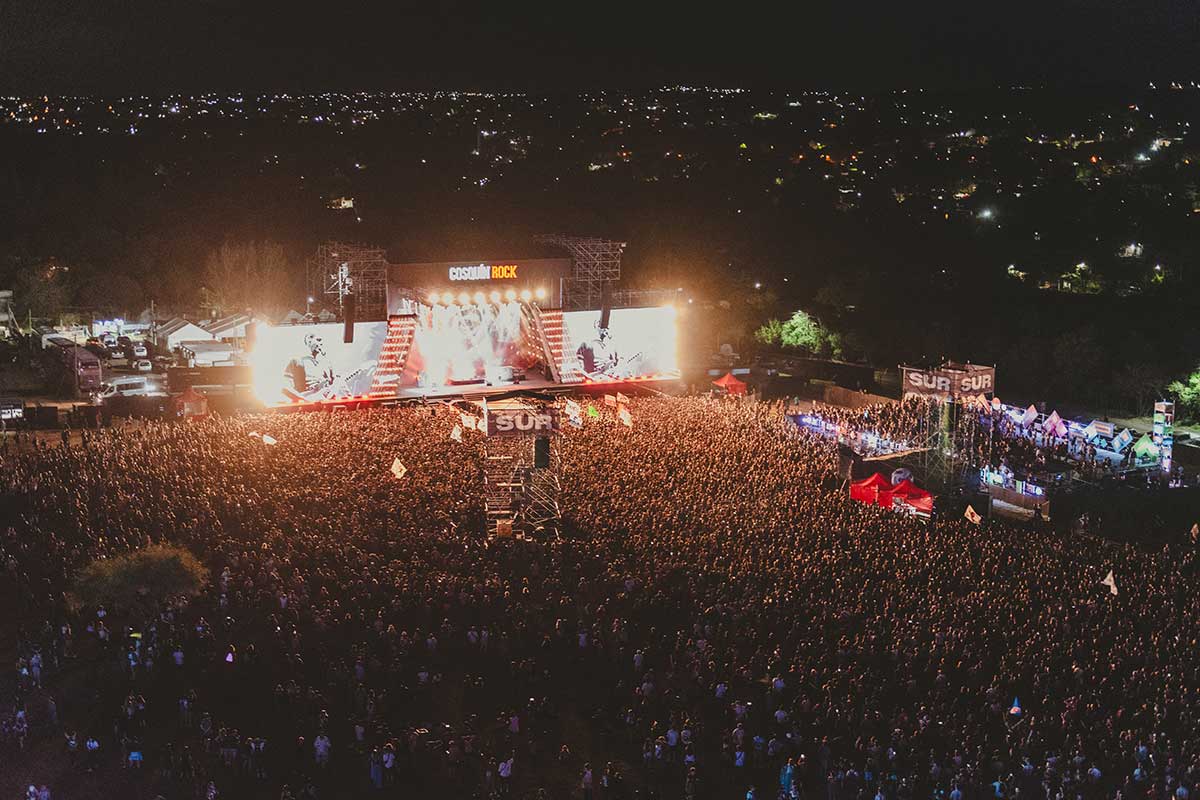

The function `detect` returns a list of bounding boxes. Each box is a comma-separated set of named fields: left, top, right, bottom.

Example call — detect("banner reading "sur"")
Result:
left=901, top=366, right=995, bottom=398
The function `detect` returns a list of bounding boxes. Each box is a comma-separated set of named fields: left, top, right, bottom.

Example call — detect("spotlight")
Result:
left=534, top=287, right=546, bottom=300
left=428, top=292, right=440, bottom=305
left=457, top=292, right=470, bottom=305
left=520, top=289, right=532, bottom=301
left=440, top=292, right=454, bottom=305
left=505, top=289, right=517, bottom=302
left=490, top=290, right=501, bottom=303
left=473, top=291, right=486, bottom=305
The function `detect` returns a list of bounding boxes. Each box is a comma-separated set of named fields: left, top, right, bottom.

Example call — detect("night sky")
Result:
left=0, top=0, right=1197, bottom=92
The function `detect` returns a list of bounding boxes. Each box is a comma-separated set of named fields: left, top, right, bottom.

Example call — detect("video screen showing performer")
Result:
left=562, top=307, right=679, bottom=382
left=250, top=322, right=385, bottom=404
left=281, top=333, right=377, bottom=402
left=575, top=321, right=632, bottom=379
left=404, top=301, right=532, bottom=387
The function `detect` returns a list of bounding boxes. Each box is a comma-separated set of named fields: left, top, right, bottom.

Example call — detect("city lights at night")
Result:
left=1, top=4, right=1198, bottom=800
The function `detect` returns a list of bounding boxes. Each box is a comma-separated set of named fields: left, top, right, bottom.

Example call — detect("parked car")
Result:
left=132, top=343, right=148, bottom=358
left=133, top=359, right=153, bottom=372
left=97, top=375, right=163, bottom=399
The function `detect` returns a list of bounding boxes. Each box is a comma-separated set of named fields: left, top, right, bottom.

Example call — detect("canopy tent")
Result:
left=712, top=372, right=747, bottom=395
left=888, top=479, right=934, bottom=514
left=1043, top=411, right=1067, bottom=438
left=849, top=473, right=892, bottom=505
left=175, top=387, right=209, bottom=418
left=1132, top=433, right=1160, bottom=461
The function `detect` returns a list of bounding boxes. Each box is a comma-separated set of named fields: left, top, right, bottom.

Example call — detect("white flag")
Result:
left=616, top=392, right=630, bottom=405
left=461, top=412, right=475, bottom=431
left=964, top=505, right=982, bottom=525
left=565, top=399, right=581, bottom=418
left=450, top=424, right=463, bottom=443
left=1100, top=570, right=1118, bottom=596
left=390, top=458, right=408, bottom=480
left=262, top=434, right=278, bottom=446
left=618, top=406, right=633, bottom=428
left=604, top=394, right=618, bottom=408
left=1022, top=405, right=1038, bottom=426
left=248, top=431, right=262, bottom=439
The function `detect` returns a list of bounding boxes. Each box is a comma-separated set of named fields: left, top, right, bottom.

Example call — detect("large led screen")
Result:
left=559, top=306, right=678, bottom=383
left=249, top=322, right=387, bottom=403
left=402, top=301, right=539, bottom=387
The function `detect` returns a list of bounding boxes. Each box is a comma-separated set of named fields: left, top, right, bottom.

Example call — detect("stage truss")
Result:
left=308, top=242, right=389, bottom=321
left=483, top=435, right=562, bottom=541
left=534, top=234, right=625, bottom=311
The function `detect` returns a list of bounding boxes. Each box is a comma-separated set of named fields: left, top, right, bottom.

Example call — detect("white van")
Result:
left=97, top=376, right=163, bottom=399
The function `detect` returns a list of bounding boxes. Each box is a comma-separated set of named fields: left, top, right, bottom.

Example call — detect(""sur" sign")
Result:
left=489, top=409, right=559, bottom=435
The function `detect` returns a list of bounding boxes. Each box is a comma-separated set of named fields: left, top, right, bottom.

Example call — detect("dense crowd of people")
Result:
left=801, top=397, right=943, bottom=455
left=1, top=397, right=1199, bottom=800
left=800, top=395, right=1179, bottom=488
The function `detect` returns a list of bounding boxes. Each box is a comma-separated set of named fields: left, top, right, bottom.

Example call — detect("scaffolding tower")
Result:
left=307, top=242, right=389, bottom=320
left=482, top=435, right=562, bottom=541
left=534, top=235, right=625, bottom=310
left=915, top=398, right=972, bottom=493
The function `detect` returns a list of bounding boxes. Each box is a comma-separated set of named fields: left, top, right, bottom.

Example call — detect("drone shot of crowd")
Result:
left=3, top=3, right=1200, bottom=800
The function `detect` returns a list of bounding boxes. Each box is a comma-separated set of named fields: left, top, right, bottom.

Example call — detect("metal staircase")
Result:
left=537, top=309, right=583, bottom=384
left=524, top=303, right=560, bottom=383
left=369, top=315, right=417, bottom=397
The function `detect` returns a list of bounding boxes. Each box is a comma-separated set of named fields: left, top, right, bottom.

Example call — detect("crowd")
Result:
left=801, top=397, right=943, bottom=455
left=0, top=397, right=1198, bottom=800
left=802, top=395, right=1173, bottom=487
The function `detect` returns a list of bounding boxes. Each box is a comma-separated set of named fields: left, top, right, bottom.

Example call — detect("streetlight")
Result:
left=306, top=296, right=315, bottom=314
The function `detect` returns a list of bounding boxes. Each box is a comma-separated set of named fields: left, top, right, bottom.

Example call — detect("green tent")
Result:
left=1132, top=433, right=1160, bottom=460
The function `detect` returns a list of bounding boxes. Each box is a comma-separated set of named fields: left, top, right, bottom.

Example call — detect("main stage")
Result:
left=265, top=373, right=679, bottom=413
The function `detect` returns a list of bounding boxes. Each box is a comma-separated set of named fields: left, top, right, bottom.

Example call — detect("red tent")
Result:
left=850, top=473, right=893, bottom=505
left=712, top=372, right=747, bottom=395
left=887, top=479, right=934, bottom=514
left=175, top=387, right=209, bottom=419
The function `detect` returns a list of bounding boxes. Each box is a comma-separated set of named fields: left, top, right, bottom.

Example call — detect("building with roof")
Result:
left=155, top=318, right=214, bottom=352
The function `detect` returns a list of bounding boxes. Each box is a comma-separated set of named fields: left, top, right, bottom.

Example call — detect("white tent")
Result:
left=156, top=318, right=214, bottom=352
left=204, top=312, right=267, bottom=343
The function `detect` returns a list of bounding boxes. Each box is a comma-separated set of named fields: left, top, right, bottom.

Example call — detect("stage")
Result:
left=265, top=373, right=680, bottom=413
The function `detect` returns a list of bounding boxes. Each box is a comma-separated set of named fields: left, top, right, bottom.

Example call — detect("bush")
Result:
left=73, top=544, right=208, bottom=618
left=753, top=318, right=784, bottom=346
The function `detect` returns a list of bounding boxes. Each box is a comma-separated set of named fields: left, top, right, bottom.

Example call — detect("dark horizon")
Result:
left=1, top=0, right=1198, bottom=94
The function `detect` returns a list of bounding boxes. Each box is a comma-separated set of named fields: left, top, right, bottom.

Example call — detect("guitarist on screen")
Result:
left=282, top=333, right=375, bottom=402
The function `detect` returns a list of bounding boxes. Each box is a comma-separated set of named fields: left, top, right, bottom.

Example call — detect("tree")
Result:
left=1168, top=369, right=1200, bottom=420
left=780, top=310, right=831, bottom=356
left=8, top=257, right=73, bottom=322
left=203, top=240, right=295, bottom=319
left=753, top=318, right=783, bottom=346
left=1112, top=363, right=1166, bottom=416
left=73, top=545, right=208, bottom=620
left=1051, top=326, right=1105, bottom=404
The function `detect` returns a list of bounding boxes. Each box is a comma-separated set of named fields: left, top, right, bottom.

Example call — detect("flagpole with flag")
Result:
left=1100, top=570, right=1118, bottom=596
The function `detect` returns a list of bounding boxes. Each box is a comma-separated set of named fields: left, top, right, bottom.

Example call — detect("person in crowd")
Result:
left=0, top=400, right=1196, bottom=800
